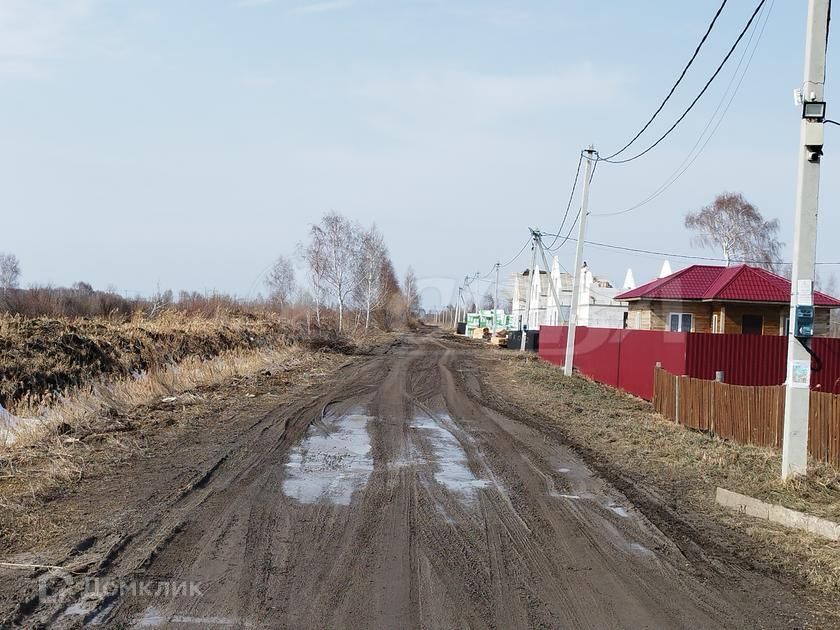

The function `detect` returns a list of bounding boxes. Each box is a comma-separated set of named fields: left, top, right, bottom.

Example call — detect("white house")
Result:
left=511, top=259, right=629, bottom=331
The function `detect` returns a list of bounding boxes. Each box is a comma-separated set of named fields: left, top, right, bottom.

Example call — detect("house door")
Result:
left=741, top=314, right=763, bottom=335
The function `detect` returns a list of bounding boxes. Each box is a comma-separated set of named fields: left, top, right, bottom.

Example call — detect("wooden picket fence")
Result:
left=653, top=367, right=840, bottom=468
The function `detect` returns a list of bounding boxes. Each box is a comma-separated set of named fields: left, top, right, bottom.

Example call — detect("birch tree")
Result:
left=685, top=193, right=783, bottom=273
left=403, top=266, right=419, bottom=320
left=300, top=236, right=327, bottom=326
left=311, top=212, right=360, bottom=332
left=0, top=253, right=20, bottom=291
left=354, top=225, right=388, bottom=330
left=265, top=255, right=296, bottom=309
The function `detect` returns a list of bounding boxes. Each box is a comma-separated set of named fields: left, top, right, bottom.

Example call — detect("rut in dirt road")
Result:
left=34, top=333, right=807, bottom=629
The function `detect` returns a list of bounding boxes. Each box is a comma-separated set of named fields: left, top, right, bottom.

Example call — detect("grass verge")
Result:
left=485, top=351, right=840, bottom=597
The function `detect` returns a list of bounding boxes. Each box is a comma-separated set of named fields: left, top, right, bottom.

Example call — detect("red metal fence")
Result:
left=538, top=326, right=840, bottom=400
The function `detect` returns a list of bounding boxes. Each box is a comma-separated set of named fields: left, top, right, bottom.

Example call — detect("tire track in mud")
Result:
left=12, top=333, right=811, bottom=628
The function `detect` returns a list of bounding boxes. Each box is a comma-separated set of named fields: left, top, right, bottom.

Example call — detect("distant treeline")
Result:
left=0, top=284, right=276, bottom=320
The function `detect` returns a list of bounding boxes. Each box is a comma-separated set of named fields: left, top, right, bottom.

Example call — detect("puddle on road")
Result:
left=61, top=597, right=115, bottom=626
left=136, top=607, right=249, bottom=627
left=608, top=505, right=630, bottom=518
left=282, top=408, right=374, bottom=506
left=626, top=542, right=655, bottom=557
left=410, top=415, right=490, bottom=499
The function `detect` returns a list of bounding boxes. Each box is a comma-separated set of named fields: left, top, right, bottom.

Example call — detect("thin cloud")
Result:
left=242, top=75, right=277, bottom=88
left=232, top=0, right=274, bottom=7
left=0, top=0, right=95, bottom=77
left=357, top=66, right=630, bottom=123
left=293, top=0, right=355, bottom=15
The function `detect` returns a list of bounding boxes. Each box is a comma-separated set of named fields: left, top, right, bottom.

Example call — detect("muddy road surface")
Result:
left=4, top=333, right=812, bottom=628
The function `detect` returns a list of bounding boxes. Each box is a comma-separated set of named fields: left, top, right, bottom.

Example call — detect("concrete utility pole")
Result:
left=564, top=147, right=597, bottom=376
left=535, top=234, right=566, bottom=326
left=782, top=0, right=829, bottom=479
left=455, top=283, right=464, bottom=330
left=520, top=236, right=538, bottom=351
left=492, top=262, right=500, bottom=336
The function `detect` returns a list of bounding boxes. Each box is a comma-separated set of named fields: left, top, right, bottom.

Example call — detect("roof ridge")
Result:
left=701, top=264, right=745, bottom=299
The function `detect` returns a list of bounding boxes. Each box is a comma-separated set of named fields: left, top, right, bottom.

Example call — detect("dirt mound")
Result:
left=0, top=313, right=298, bottom=411
left=302, top=330, right=358, bottom=354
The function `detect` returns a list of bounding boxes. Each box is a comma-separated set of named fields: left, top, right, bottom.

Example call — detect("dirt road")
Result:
left=2, top=332, right=812, bottom=628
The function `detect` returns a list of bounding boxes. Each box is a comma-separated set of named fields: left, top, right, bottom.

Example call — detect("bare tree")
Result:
left=685, top=193, right=783, bottom=272
left=309, top=212, right=360, bottom=332
left=0, top=253, right=21, bottom=291
left=481, top=290, right=494, bottom=310
left=265, top=255, right=297, bottom=309
left=403, top=266, right=419, bottom=320
left=817, top=271, right=838, bottom=297
left=300, top=236, right=327, bottom=326
left=377, top=258, right=402, bottom=330
left=354, top=225, right=389, bottom=330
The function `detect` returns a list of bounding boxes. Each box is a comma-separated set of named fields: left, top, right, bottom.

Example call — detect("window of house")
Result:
left=782, top=316, right=790, bottom=336
left=741, top=314, right=763, bottom=335
left=668, top=312, right=693, bottom=332
left=712, top=313, right=720, bottom=334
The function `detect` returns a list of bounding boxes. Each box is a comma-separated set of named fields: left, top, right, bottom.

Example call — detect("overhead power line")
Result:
left=545, top=155, right=599, bottom=253
left=600, top=0, right=768, bottom=165
left=546, top=153, right=584, bottom=250
left=498, top=237, right=533, bottom=270
left=539, top=233, right=840, bottom=266
left=594, top=0, right=774, bottom=217
left=602, top=0, right=730, bottom=161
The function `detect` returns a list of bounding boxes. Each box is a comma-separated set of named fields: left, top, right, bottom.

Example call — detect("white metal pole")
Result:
left=493, top=262, right=500, bottom=336
left=564, top=147, right=596, bottom=376
left=782, top=0, right=828, bottom=479
left=520, top=236, right=538, bottom=351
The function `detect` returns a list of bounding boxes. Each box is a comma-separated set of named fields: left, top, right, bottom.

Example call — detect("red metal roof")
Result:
left=616, top=264, right=840, bottom=307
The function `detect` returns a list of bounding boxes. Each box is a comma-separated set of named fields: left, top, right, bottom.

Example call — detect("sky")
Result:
left=0, top=0, right=838, bottom=308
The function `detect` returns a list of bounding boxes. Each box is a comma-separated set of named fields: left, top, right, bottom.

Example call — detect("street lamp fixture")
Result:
left=802, top=100, right=826, bottom=121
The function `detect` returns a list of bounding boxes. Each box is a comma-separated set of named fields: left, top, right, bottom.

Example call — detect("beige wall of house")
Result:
left=626, top=301, right=834, bottom=336
left=627, top=300, right=713, bottom=333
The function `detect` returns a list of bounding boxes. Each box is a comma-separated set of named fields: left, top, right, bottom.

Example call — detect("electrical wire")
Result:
left=600, top=0, right=767, bottom=165
left=464, top=236, right=532, bottom=302
left=540, top=235, right=840, bottom=266
left=545, top=156, right=599, bottom=253
left=546, top=153, right=584, bottom=249
left=602, top=0, right=730, bottom=161
left=594, top=0, right=773, bottom=217
left=498, top=237, right=533, bottom=270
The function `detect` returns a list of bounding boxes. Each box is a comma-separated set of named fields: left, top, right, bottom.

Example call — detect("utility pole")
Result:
left=455, top=284, right=463, bottom=330
left=564, top=147, right=597, bottom=376
left=492, top=262, right=500, bottom=336
left=535, top=234, right=566, bottom=326
left=520, top=236, right=538, bottom=351
left=782, top=0, right=829, bottom=479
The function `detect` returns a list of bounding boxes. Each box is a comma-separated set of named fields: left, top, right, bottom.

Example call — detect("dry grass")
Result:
left=6, top=346, right=297, bottom=448
left=487, top=351, right=840, bottom=596
left=0, top=343, right=334, bottom=551
left=0, top=311, right=301, bottom=413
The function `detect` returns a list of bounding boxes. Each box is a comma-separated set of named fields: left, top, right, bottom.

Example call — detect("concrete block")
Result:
left=716, top=487, right=840, bottom=542
left=715, top=488, right=770, bottom=520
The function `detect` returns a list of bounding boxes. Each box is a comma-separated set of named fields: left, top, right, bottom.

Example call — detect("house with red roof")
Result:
left=615, top=264, right=840, bottom=337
